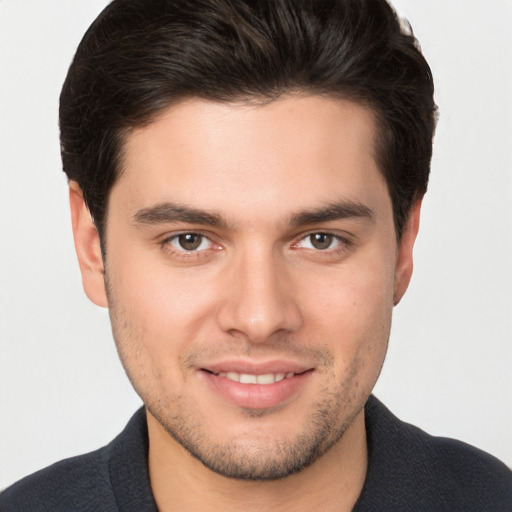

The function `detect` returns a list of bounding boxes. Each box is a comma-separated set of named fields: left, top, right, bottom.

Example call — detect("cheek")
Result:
left=106, top=262, right=239, bottom=413
left=301, top=258, right=395, bottom=363
left=109, top=248, right=217, bottom=329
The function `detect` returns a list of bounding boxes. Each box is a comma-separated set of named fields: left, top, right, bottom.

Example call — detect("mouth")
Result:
left=204, top=369, right=304, bottom=385
left=199, top=365, right=313, bottom=409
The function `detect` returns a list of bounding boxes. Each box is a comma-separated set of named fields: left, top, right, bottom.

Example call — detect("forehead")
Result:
left=113, top=95, right=390, bottom=223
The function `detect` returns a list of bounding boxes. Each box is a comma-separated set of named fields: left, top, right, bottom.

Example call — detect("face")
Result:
left=71, top=96, right=418, bottom=480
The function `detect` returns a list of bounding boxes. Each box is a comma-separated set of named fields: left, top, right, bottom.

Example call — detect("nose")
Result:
left=216, top=248, right=303, bottom=343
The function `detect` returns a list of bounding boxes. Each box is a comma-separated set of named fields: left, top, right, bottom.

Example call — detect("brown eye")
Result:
left=309, top=233, right=334, bottom=250
left=177, top=233, right=204, bottom=251
left=165, top=232, right=216, bottom=256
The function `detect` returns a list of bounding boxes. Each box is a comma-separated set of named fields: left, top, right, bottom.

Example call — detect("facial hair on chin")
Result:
left=105, top=271, right=375, bottom=482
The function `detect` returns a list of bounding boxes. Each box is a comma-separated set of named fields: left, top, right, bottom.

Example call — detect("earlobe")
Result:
left=69, top=181, right=108, bottom=308
left=393, top=199, right=422, bottom=306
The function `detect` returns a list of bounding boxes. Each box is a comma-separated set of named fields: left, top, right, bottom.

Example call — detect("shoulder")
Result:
left=0, top=408, right=156, bottom=512
left=0, top=446, right=118, bottom=512
left=356, top=396, right=512, bottom=511
left=0, top=447, right=119, bottom=512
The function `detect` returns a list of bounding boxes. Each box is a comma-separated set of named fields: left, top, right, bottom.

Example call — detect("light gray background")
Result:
left=1, top=0, right=511, bottom=490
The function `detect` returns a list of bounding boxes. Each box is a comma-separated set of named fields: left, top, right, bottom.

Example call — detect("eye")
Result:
left=168, top=233, right=212, bottom=252
left=297, top=232, right=342, bottom=250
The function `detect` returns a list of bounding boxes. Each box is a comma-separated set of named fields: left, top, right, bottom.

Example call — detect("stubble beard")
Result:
left=104, top=272, right=378, bottom=482
left=144, top=383, right=363, bottom=481
left=126, top=348, right=368, bottom=481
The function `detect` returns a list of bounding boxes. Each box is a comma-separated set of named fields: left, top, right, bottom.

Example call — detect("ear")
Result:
left=69, top=181, right=108, bottom=308
left=393, top=199, right=422, bottom=306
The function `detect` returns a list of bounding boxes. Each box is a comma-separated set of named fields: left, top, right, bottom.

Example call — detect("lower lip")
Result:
left=200, top=370, right=312, bottom=409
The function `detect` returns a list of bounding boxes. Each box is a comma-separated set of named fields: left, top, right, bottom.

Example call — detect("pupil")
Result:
left=311, top=233, right=332, bottom=250
left=179, top=233, right=202, bottom=250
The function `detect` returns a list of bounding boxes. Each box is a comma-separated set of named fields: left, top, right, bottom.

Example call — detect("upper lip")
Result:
left=200, top=359, right=314, bottom=375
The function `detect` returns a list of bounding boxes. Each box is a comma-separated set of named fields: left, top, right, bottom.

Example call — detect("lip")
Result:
left=202, top=359, right=312, bottom=375
left=198, top=359, right=314, bottom=409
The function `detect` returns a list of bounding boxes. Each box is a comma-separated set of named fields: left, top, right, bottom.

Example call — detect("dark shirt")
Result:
left=1, top=396, right=511, bottom=511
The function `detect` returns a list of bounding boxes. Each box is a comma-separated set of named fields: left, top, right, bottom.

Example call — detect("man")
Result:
left=1, top=0, right=511, bottom=510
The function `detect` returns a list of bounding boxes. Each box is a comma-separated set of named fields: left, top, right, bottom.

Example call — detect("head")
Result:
left=61, top=0, right=436, bottom=242
left=63, top=0, right=436, bottom=482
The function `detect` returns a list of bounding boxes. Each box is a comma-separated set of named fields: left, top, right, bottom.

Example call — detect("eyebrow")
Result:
left=289, top=201, right=375, bottom=227
left=133, top=199, right=374, bottom=230
left=133, top=203, right=229, bottom=229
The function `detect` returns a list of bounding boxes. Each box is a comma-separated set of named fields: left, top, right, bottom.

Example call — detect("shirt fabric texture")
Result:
left=1, top=396, right=511, bottom=511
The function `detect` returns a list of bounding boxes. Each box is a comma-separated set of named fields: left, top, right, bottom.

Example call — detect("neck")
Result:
left=147, top=410, right=368, bottom=512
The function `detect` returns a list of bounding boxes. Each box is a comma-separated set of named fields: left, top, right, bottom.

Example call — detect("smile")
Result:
left=216, top=371, right=296, bottom=385
left=200, top=367, right=312, bottom=409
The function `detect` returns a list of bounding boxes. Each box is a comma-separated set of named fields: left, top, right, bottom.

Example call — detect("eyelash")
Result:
left=160, top=230, right=352, bottom=260
left=161, top=231, right=218, bottom=258
left=293, top=232, right=349, bottom=251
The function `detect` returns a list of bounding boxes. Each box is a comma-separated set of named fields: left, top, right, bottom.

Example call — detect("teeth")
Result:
left=226, top=372, right=239, bottom=381
left=217, top=371, right=295, bottom=384
left=240, top=373, right=257, bottom=384
left=256, top=374, right=274, bottom=385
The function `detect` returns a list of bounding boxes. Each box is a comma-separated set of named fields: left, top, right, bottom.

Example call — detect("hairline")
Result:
left=96, top=90, right=398, bottom=254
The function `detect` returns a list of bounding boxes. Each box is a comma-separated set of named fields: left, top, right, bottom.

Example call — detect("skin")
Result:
left=70, top=95, right=420, bottom=512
